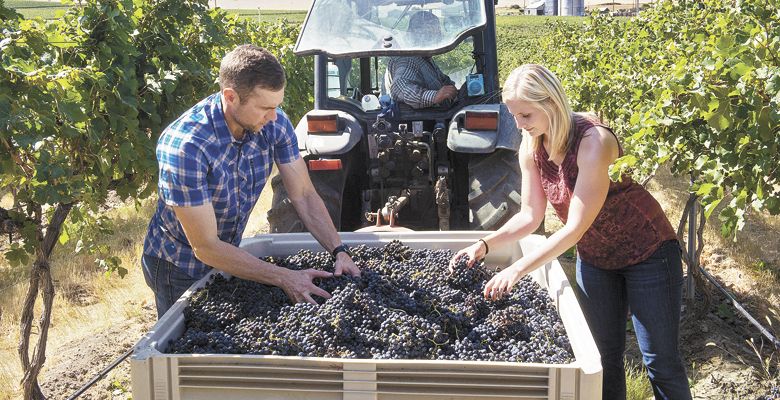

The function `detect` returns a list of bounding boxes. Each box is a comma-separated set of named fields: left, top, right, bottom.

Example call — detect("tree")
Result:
left=0, top=0, right=312, bottom=397
left=543, top=0, right=779, bottom=239
left=540, top=0, right=779, bottom=320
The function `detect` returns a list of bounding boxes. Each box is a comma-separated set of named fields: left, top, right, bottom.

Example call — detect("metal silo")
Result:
left=558, top=0, right=571, bottom=15
left=559, top=0, right=584, bottom=16
left=545, top=0, right=558, bottom=16
left=573, top=0, right=584, bottom=15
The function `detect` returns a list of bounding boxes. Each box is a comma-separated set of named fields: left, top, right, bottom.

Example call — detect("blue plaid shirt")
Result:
left=386, top=56, right=455, bottom=109
left=142, top=93, right=300, bottom=279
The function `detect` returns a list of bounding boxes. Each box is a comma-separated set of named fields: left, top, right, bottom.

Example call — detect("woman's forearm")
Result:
left=509, top=224, right=582, bottom=277
left=481, top=210, right=543, bottom=251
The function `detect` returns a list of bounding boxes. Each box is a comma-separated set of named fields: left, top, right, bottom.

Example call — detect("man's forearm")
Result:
left=193, top=241, right=287, bottom=287
left=291, top=192, right=342, bottom=253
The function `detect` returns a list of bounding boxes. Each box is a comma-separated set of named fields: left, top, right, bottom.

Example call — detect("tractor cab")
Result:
left=296, top=0, right=497, bottom=114
left=268, top=0, right=522, bottom=233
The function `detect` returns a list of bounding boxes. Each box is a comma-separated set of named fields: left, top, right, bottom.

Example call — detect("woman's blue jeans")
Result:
left=576, top=240, right=692, bottom=400
left=141, top=254, right=198, bottom=319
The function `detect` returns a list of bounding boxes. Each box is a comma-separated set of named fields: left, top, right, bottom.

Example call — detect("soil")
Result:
left=39, top=214, right=780, bottom=400
left=40, top=301, right=156, bottom=400
left=554, top=252, right=779, bottom=400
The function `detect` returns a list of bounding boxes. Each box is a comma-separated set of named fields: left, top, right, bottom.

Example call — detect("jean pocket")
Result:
left=166, top=262, right=197, bottom=293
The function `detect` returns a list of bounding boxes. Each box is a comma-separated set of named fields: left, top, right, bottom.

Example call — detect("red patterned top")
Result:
left=534, top=114, right=677, bottom=269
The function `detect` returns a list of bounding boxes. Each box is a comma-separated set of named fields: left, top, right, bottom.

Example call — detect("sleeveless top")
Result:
left=534, top=114, right=677, bottom=269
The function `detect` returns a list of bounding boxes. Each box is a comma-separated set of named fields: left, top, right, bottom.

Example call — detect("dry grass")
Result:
left=647, top=167, right=780, bottom=322
left=1, top=162, right=777, bottom=398
left=0, top=176, right=277, bottom=398
left=0, top=200, right=154, bottom=398
left=544, top=165, right=780, bottom=395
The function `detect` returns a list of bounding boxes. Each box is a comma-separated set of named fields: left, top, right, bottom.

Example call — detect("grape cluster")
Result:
left=166, top=241, right=574, bottom=364
left=758, top=385, right=780, bottom=400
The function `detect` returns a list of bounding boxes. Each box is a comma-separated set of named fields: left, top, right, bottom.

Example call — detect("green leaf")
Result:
left=707, top=111, right=731, bottom=131
left=757, top=107, right=772, bottom=141
left=704, top=198, right=722, bottom=219
left=58, top=225, right=70, bottom=245
left=59, top=101, right=88, bottom=123
left=715, top=35, right=736, bottom=54
left=696, top=183, right=716, bottom=196
left=728, top=62, right=752, bottom=79
left=5, top=246, right=30, bottom=268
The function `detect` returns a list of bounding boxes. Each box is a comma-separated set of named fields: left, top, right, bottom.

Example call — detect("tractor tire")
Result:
left=467, top=149, right=523, bottom=230
left=267, top=169, right=345, bottom=233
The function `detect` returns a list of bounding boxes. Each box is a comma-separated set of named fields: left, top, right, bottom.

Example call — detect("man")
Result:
left=385, top=10, right=459, bottom=109
left=142, top=44, right=360, bottom=319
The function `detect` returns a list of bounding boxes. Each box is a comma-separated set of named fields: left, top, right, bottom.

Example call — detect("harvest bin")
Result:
left=131, top=232, right=602, bottom=400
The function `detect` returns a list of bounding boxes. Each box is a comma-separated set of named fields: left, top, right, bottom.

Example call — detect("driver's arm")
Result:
left=389, top=57, right=440, bottom=109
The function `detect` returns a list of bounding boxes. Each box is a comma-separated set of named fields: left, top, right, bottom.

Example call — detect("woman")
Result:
left=451, top=64, right=692, bottom=400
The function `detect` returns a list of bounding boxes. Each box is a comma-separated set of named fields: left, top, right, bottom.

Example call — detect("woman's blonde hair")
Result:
left=502, top=64, right=573, bottom=160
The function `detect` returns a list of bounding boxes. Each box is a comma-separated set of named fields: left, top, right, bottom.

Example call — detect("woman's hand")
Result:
left=449, top=240, right=487, bottom=272
left=483, top=265, right=524, bottom=300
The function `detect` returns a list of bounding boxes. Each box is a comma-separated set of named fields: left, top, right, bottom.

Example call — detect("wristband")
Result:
left=478, top=238, right=489, bottom=255
left=332, top=244, right=353, bottom=258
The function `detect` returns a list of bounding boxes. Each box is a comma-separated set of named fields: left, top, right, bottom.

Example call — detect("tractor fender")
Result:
left=446, top=103, right=521, bottom=154
left=294, top=110, right=363, bottom=155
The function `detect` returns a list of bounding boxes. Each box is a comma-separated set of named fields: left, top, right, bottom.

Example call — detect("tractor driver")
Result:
left=385, top=10, right=459, bottom=109
left=141, top=45, right=361, bottom=319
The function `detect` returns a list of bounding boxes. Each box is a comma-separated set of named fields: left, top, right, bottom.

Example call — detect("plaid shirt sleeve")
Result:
left=157, top=125, right=211, bottom=207
left=270, top=109, right=301, bottom=165
left=389, top=57, right=439, bottom=109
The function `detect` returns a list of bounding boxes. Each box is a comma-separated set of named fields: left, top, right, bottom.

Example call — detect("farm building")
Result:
left=520, top=0, right=585, bottom=16
left=524, top=0, right=545, bottom=15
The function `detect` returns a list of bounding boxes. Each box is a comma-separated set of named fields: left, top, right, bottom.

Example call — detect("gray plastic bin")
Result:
left=131, top=232, right=602, bottom=399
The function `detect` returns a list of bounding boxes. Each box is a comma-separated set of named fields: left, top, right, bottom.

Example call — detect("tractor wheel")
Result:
left=267, top=167, right=345, bottom=233
left=467, top=149, right=523, bottom=230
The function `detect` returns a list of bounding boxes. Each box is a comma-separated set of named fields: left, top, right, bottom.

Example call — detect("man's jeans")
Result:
left=142, top=254, right=198, bottom=319
left=576, top=240, right=692, bottom=400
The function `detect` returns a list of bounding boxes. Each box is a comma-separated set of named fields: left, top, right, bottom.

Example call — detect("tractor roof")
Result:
left=294, top=0, right=487, bottom=58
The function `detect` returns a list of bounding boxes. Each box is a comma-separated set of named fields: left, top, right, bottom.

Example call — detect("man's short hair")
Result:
left=407, top=10, right=441, bottom=45
left=219, top=45, right=285, bottom=102
left=408, top=10, right=440, bottom=35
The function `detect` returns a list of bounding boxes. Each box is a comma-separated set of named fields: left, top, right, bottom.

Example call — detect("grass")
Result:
left=645, top=166, right=780, bottom=326
left=626, top=360, right=654, bottom=400
left=0, top=199, right=154, bottom=398
left=3, top=0, right=307, bottom=22
left=4, top=0, right=71, bottom=19
left=0, top=175, right=275, bottom=398
left=227, top=9, right=306, bottom=24
left=1, top=4, right=778, bottom=397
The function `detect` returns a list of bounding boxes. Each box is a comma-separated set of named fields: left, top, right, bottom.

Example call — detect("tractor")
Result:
left=268, top=0, right=522, bottom=232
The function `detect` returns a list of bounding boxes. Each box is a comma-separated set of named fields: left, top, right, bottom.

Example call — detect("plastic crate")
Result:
left=131, top=232, right=602, bottom=399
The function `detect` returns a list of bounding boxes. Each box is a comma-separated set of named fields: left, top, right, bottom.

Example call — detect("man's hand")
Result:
left=277, top=268, right=334, bottom=305
left=334, top=252, right=361, bottom=277
left=434, top=85, right=458, bottom=104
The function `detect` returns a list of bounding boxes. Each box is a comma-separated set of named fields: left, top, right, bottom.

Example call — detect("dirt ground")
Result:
left=36, top=170, right=780, bottom=400
left=39, top=300, right=156, bottom=400
left=549, top=254, right=779, bottom=400
left=39, top=251, right=779, bottom=399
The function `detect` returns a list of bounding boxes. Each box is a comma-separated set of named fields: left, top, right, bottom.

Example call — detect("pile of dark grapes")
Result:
left=166, top=241, right=574, bottom=363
